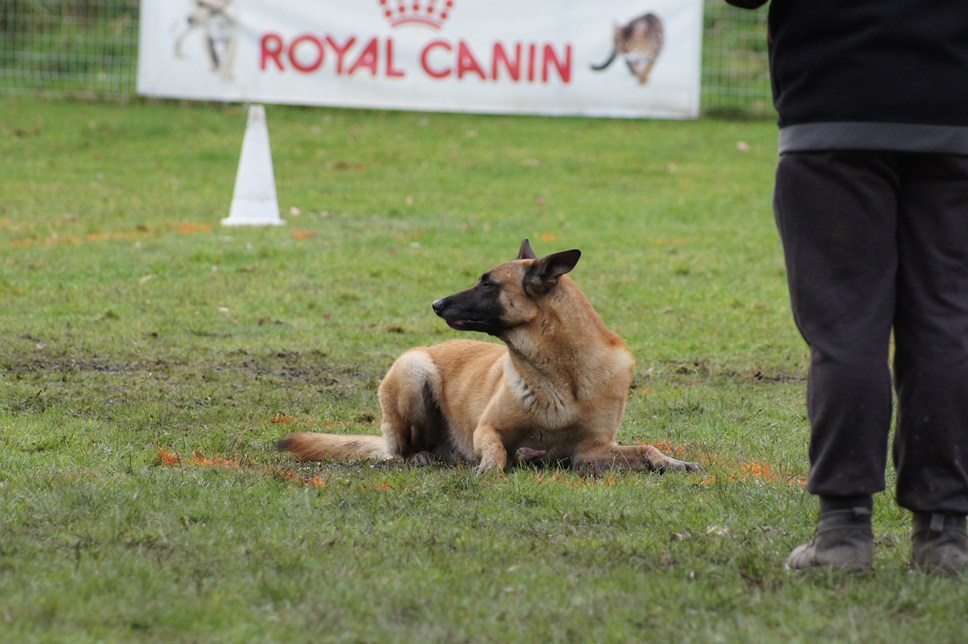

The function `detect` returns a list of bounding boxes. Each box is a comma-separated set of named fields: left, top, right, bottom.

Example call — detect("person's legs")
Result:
left=893, top=153, right=968, bottom=514
left=773, top=151, right=900, bottom=570
left=775, top=151, right=898, bottom=496
left=893, top=153, right=968, bottom=572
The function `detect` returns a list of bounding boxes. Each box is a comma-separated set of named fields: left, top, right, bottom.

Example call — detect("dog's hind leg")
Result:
left=378, top=349, right=448, bottom=464
left=574, top=442, right=701, bottom=474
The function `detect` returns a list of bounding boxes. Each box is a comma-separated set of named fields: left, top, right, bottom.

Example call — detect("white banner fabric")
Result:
left=138, top=1, right=703, bottom=119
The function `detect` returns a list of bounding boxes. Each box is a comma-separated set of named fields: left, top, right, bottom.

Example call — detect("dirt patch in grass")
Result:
left=634, top=360, right=805, bottom=388
left=2, top=348, right=374, bottom=387
left=1, top=348, right=379, bottom=422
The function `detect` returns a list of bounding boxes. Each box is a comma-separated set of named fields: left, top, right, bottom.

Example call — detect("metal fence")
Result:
left=0, top=1, right=773, bottom=116
left=0, top=0, right=139, bottom=99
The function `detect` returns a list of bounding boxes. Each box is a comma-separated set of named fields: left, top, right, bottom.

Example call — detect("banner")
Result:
left=138, top=1, right=703, bottom=119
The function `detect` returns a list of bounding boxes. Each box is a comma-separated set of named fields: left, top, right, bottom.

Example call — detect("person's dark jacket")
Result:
left=725, top=0, right=968, bottom=153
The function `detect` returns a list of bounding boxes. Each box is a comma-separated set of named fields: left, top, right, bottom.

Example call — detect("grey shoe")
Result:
left=911, top=513, right=968, bottom=574
left=785, top=507, right=873, bottom=572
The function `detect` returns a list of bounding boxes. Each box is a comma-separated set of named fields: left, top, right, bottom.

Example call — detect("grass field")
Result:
left=1, top=98, right=964, bottom=642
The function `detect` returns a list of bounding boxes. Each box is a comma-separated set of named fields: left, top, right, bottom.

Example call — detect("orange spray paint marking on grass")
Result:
left=736, top=461, right=806, bottom=486
left=156, top=449, right=241, bottom=468
left=269, top=414, right=319, bottom=426
left=698, top=459, right=806, bottom=487
left=189, top=452, right=241, bottom=468
left=158, top=448, right=181, bottom=466
left=157, top=447, right=327, bottom=489
left=10, top=230, right=146, bottom=249
left=10, top=221, right=216, bottom=250
left=177, top=222, right=214, bottom=234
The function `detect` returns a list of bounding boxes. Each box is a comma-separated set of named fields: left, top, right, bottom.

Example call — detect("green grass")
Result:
left=1, top=98, right=963, bottom=642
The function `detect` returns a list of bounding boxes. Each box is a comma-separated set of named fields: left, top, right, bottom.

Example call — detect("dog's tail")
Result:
left=276, top=433, right=392, bottom=462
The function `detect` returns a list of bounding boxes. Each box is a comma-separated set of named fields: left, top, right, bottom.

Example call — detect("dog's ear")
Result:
left=517, top=238, right=538, bottom=260
left=524, top=249, right=581, bottom=295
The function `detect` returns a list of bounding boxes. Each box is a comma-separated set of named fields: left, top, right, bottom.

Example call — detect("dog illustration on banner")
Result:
left=591, top=12, right=665, bottom=85
left=174, top=0, right=237, bottom=80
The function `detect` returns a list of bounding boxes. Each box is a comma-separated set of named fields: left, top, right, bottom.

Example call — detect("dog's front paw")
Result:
left=663, top=457, right=703, bottom=473
left=476, top=454, right=506, bottom=476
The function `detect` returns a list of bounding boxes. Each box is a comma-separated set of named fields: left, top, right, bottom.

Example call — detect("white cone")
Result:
left=222, top=105, right=284, bottom=226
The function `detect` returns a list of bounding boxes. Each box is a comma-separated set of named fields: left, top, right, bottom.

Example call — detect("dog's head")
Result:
left=431, top=239, right=581, bottom=337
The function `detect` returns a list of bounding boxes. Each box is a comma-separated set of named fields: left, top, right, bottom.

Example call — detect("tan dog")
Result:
left=278, top=240, right=699, bottom=475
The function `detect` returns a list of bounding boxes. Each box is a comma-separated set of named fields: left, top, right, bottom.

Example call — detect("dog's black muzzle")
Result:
left=431, top=291, right=504, bottom=336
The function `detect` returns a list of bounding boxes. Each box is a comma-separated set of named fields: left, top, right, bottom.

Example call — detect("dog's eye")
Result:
left=479, top=274, right=493, bottom=289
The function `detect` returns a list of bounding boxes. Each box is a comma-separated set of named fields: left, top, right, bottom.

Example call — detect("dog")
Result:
left=174, top=0, right=237, bottom=81
left=278, top=240, right=700, bottom=475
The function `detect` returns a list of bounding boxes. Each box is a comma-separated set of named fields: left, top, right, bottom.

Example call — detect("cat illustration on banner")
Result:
left=174, top=0, right=237, bottom=81
left=590, top=12, right=664, bottom=85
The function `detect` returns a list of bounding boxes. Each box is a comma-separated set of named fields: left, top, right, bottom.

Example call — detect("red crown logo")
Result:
left=379, top=0, right=455, bottom=30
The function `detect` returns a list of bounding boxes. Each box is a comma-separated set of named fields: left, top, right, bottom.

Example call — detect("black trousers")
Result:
left=774, top=151, right=968, bottom=514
